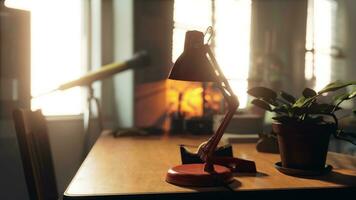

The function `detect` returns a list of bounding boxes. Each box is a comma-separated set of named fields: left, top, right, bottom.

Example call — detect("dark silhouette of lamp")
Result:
left=166, top=28, right=256, bottom=187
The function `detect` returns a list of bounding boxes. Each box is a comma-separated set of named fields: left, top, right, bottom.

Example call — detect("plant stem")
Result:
left=332, top=99, right=344, bottom=113
left=276, top=98, right=291, bottom=106
left=301, top=94, right=320, bottom=120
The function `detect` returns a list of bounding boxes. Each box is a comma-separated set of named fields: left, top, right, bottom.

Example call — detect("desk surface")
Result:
left=64, top=131, right=356, bottom=199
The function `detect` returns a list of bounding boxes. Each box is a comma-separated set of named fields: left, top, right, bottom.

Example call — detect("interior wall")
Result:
left=0, top=2, right=30, bottom=119
left=46, top=118, right=85, bottom=195
left=99, top=0, right=136, bottom=130
left=134, top=0, right=173, bottom=84
left=111, top=0, right=134, bottom=128
left=133, top=0, right=173, bottom=129
left=341, top=0, right=356, bottom=83
left=249, top=0, right=308, bottom=96
left=0, top=3, right=31, bottom=199
left=329, top=0, right=356, bottom=154
left=0, top=123, right=29, bottom=200
left=98, top=0, right=175, bottom=130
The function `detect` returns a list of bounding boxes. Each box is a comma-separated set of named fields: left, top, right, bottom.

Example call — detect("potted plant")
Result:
left=247, top=80, right=356, bottom=173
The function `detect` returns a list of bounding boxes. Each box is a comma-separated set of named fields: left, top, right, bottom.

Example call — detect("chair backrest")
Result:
left=13, top=109, right=58, bottom=200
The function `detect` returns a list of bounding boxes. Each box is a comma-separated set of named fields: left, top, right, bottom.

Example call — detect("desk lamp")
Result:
left=166, top=28, right=256, bottom=187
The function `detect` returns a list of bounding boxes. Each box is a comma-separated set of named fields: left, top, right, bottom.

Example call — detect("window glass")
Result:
left=172, top=0, right=251, bottom=108
left=31, top=0, right=83, bottom=115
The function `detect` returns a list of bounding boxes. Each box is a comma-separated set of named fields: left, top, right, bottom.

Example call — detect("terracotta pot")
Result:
left=272, top=122, right=335, bottom=170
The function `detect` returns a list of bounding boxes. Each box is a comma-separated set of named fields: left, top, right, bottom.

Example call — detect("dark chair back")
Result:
left=13, top=109, right=58, bottom=200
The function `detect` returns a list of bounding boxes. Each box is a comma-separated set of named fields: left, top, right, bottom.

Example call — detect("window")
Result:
left=30, top=0, right=83, bottom=115
left=305, top=0, right=337, bottom=91
left=172, top=0, right=252, bottom=108
left=215, top=0, right=251, bottom=108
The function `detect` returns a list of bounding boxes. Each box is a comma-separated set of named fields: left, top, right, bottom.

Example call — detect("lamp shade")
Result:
left=168, top=31, right=218, bottom=82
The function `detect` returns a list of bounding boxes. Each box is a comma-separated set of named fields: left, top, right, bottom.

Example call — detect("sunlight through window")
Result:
left=215, top=0, right=251, bottom=108
left=173, top=0, right=251, bottom=108
left=31, top=0, right=83, bottom=115
left=172, top=0, right=211, bottom=62
left=305, top=0, right=336, bottom=91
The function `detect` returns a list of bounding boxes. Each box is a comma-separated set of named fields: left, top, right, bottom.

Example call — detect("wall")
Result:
left=0, top=2, right=31, bottom=119
left=134, top=0, right=173, bottom=84
left=0, top=122, right=29, bottom=200
left=249, top=0, right=308, bottom=95
left=0, top=3, right=31, bottom=199
left=329, top=0, right=356, bottom=154
left=111, top=0, right=134, bottom=128
left=46, top=118, right=85, bottom=195
left=133, top=0, right=173, bottom=129
left=341, top=0, right=356, bottom=83
left=102, top=0, right=174, bottom=130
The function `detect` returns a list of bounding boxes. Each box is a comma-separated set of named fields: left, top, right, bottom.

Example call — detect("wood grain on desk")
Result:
left=64, top=131, right=356, bottom=199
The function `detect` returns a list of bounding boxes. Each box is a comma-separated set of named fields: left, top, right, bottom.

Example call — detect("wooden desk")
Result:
left=64, top=131, right=356, bottom=199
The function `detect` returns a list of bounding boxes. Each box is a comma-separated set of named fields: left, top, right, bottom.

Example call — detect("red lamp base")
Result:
left=166, top=163, right=234, bottom=187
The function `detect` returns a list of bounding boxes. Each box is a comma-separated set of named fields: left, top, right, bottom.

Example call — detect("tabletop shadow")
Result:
left=296, top=170, right=356, bottom=186
left=176, top=179, right=242, bottom=192
left=234, top=171, right=269, bottom=178
left=225, top=179, right=242, bottom=190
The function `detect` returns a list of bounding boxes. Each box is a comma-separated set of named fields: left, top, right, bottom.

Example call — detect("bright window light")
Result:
left=305, top=0, right=336, bottom=91
left=172, top=0, right=212, bottom=62
left=4, top=0, right=31, bottom=10
left=172, top=0, right=251, bottom=108
left=215, top=0, right=251, bottom=108
left=31, top=0, right=83, bottom=115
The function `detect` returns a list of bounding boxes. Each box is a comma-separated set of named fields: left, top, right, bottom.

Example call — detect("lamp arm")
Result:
left=205, top=46, right=237, bottom=105
left=197, top=46, right=239, bottom=171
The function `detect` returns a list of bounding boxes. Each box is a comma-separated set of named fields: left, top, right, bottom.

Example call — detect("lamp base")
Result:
left=166, top=163, right=234, bottom=187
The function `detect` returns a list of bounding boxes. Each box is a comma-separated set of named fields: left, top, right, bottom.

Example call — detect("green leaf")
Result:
left=303, top=88, right=317, bottom=98
left=291, top=106, right=307, bottom=115
left=308, top=103, right=339, bottom=114
left=305, top=116, right=325, bottom=124
left=262, top=97, right=279, bottom=106
left=280, top=91, right=296, bottom=103
left=293, top=96, right=315, bottom=108
left=273, top=106, right=289, bottom=114
left=333, top=93, right=350, bottom=103
left=333, top=88, right=356, bottom=104
left=293, top=96, right=306, bottom=107
left=251, top=99, right=272, bottom=111
left=272, top=115, right=294, bottom=124
left=247, top=87, right=277, bottom=100
left=318, top=80, right=356, bottom=94
left=348, top=90, right=356, bottom=99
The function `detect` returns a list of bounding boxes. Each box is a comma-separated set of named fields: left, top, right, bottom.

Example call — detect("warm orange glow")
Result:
left=167, top=80, right=222, bottom=117
left=30, top=0, right=82, bottom=115
left=167, top=80, right=202, bottom=117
